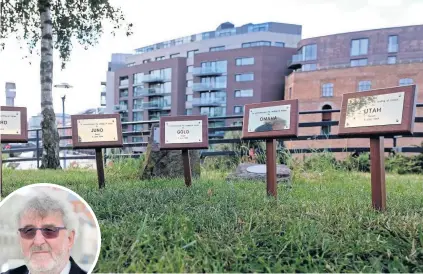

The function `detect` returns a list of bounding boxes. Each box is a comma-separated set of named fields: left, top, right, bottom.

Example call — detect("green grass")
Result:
left=2, top=161, right=423, bottom=273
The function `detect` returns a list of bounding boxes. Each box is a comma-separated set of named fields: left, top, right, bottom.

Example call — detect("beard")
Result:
left=22, top=242, right=69, bottom=274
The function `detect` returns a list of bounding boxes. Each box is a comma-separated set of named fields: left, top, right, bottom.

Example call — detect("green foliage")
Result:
left=0, top=0, right=133, bottom=68
left=2, top=166, right=423, bottom=273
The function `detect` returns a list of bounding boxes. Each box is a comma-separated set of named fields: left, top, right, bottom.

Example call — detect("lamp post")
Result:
left=54, top=83, right=73, bottom=169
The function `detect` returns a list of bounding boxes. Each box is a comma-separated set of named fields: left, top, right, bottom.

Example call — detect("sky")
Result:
left=0, top=0, right=422, bottom=117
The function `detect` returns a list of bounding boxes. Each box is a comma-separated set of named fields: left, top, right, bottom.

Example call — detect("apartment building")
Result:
left=284, top=24, right=423, bottom=158
left=111, top=21, right=302, bottom=144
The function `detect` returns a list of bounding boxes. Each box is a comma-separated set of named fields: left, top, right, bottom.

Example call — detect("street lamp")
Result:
left=54, top=82, right=73, bottom=169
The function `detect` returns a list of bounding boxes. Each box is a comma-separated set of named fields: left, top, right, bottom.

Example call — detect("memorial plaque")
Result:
left=165, top=120, right=203, bottom=144
left=159, top=115, right=208, bottom=150
left=71, top=114, right=123, bottom=149
left=338, top=85, right=417, bottom=137
left=0, top=106, right=28, bottom=143
left=242, top=99, right=299, bottom=140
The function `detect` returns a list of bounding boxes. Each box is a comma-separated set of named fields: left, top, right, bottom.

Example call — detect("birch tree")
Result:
left=0, top=0, right=132, bottom=169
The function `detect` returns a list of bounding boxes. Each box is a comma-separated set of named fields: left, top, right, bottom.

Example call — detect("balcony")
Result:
left=140, top=101, right=171, bottom=110
left=113, top=104, right=128, bottom=112
left=287, top=54, right=304, bottom=69
left=136, top=88, right=171, bottom=97
left=119, top=79, right=129, bottom=88
left=192, top=98, right=226, bottom=107
left=142, top=74, right=169, bottom=83
left=192, top=67, right=225, bottom=77
left=149, top=113, right=170, bottom=120
left=192, top=83, right=226, bottom=92
left=201, top=112, right=226, bottom=118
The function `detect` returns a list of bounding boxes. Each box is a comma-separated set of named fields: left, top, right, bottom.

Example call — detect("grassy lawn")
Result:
left=2, top=162, right=423, bottom=273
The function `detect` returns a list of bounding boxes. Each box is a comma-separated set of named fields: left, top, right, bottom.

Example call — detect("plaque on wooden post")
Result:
left=338, top=85, right=417, bottom=211
left=71, top=114, right=123, bottom=189
left=241, top=99, right=299, bottom=199
left=0, top=106, right=28, bottom=199
left=159, top=115, right=208, bottom=186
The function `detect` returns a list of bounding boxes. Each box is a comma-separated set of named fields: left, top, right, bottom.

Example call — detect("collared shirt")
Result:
left=28, top=261, right=71, bottom=274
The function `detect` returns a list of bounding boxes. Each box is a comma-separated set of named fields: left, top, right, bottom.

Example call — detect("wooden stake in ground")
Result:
left=0, top=106, right=28, bottom=199
left=338, top=85, right=417, bottom=211
left=159, top=115, right=209, bottom=187
left=241, top=100, right=299, bottom=199
left=71, top=114, right=123, bottom=189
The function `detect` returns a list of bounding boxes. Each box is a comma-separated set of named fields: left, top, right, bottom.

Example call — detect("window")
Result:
left=350, top=38, right=368, bottom=56
left=186, top=95, right=193, bottom=101
left=119, top=89, right=128, bottom=98
left=388, top=56, right=397, bottom=64
left=210, top=46, right=225, bottom=52
left=133, top=112, right=143, bottom=121
left=119, top=76, right=128, bottom=86
left=388, top=35, right=398, bottom=53
left=143, top=59, right=150, bottom=63
left=236, top=57, right=254, bottom=66
left=235, top=73, right=254, bottom=82
left=187, top=80, right=193, bottom=87
left=216, top=28, right=235, bottom=37
left=350, top=58, right=368, bottom=67
left=235, top=89, right=253, bottom=97
left=358, top=80, right=371, bottom=91
left=186, top=109, right=192, bottom=115
left=242, top=41, right=271, bottom=48
left=187, top=50, right=198, bottom=58
left=275, top=42, right=285, bottom=47
left=302, top=63, right=317, bottom=71
left=133, top=73, right=144, bottom=85
left=321, top=83, right=334, bottom=97
left=399, top=78, right=413, bottom=86
left=170, top=53, right=180, bottom=58
left=300, top=44, right=317, bottom=61
left=132, top=137, right=143, bottom=143
left=321, top=105, right=332, bottom=135
left=248, top=23, right=269, bottom=32
left=200, top=60, right=227, bottom=73
left=187, top=65, right=193, bottom=73
left=234, top=106, right=244, bottom=114
left=155, top=56, right=165, bottom=61
left=133, top=124, right=142, bottom=132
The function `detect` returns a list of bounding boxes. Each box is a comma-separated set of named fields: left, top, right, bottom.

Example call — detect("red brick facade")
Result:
left=284, top=62, right=423, bottom=159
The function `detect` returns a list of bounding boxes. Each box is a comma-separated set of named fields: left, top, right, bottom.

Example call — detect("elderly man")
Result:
left=1, top=190, right=87, bottom=274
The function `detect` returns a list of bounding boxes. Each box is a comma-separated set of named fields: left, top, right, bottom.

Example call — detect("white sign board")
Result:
left=345, top=91, right=405, bottom=128
left=77, top=118, right=118, bottom=143
left=248, top=104, right=291, bottom=132
left=0, top=110, right=21, bottom=135
left=165, top=120, right=202, bottom=144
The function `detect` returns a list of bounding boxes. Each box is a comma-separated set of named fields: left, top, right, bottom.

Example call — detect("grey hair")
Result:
left=15, top=189, right=79, bottom=237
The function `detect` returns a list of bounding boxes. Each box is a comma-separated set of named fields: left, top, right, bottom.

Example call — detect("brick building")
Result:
left=285, top=24, right=423, bottom=158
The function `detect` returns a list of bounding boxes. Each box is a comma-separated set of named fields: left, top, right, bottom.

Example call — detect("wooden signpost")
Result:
left=241, top=99, right=299, bottom=198
left=159, top=115, right=209, bottom=187
left=71, top=114, right=123, bottom=189
left=338, top=84, right=417, bottom=211
left=0, top=106, right=28, bottom=198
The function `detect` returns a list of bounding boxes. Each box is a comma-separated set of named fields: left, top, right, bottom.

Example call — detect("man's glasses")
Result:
left=18, top=226, right=67, bottom=240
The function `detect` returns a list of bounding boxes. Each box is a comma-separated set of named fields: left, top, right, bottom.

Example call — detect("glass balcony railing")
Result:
left=137, top=88, right=171, bottom=97
left=119, top=79, right=129, bottom=87
left=192, top=67, right=226, bottom=76
left=113, top=104, right=128, bottom=112
left=201, top=112, right=226, bottom=118
left=192, top=83, right=226, bottom=92
left=140, top=101, right=171, bottom=110
left=142, top=74, right=169, bottom=83
left=149, top=113, right=170, bottom=120
left=192, top=98, right=226, bottom=106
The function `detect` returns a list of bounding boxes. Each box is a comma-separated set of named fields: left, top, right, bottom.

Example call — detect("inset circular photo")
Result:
left=0, top=184, right=101, bottom=274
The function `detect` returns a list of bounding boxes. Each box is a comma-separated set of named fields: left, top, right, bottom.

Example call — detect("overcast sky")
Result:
left=0, top=0, right=422, bottom=117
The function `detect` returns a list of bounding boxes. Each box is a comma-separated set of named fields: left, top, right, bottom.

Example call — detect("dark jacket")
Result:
left=1, top=257, right=87, bottom=274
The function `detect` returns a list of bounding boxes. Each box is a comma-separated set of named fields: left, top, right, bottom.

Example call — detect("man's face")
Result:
left=18, top=210, right=75, bottom=273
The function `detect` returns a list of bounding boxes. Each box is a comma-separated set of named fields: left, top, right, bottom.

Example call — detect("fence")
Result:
left=2, top=103, right=423, bottom=168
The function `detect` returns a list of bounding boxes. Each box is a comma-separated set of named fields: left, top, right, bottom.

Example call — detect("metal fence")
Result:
left=2, top=103, right=423, bottom=167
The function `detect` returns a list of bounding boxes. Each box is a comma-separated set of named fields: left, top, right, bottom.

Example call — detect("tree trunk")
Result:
left=39, top=0, right=61, bottom=169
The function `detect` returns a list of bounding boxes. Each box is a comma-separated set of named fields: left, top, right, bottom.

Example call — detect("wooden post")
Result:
left=95, top=148, right=105, bottom=189
left=0, top=146, right=2, bottom=199
left=181, top=149, right=192, bottom=187
left=370, top=136, right=386, bottom=211
left=266, top=139, right=277, bottom=198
